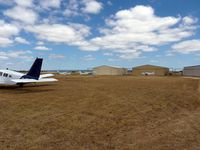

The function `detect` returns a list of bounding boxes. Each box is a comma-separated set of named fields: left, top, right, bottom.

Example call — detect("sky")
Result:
left=0, top=0, right=200, bottom=70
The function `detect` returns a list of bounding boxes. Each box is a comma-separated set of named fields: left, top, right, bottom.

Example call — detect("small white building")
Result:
left=183, top=65, right=200, bottom=77
left=93, top=65, right=127, bottom=76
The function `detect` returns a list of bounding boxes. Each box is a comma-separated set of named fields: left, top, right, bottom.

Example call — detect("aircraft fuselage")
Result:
left=0, top=70, right=24, bottom=85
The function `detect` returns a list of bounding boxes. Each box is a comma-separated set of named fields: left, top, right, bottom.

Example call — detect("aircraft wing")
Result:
left=11, top=78, right=58, bottom=84
left=40, top=74, right=54, bottom=78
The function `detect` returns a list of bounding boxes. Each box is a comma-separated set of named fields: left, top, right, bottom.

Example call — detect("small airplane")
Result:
left=79, top=71, right=92, bottom=75
left=0, top=58, right=57, bottom=87
left=59, top=71, right=71, bottom=75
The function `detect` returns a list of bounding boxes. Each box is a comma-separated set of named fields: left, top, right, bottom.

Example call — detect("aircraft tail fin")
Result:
left=21, top=58, right=43, bottom=80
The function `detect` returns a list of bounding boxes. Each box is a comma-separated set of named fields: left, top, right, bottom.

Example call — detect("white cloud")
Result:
left=118, top=51, right=141, bottom=60
left=4, top=6, right=38, bottom=24
left=166, top=53, right=174, bottom=56
left=36, top=41, right=45, bottom=45
left=0, top=37, right=13, bottom=46
left=2, top=4, right=197, bottom=61
left=0, top=50, right=32, bottom=60
left=34, top=46, right=52, bottom=51
left=26, top=23, right=90, bottom=47
left=63, top=0, right=102, bottom=17
left=39, top=0, right=61, bottom=9
left=15, top=37, right=30, bottom=44
left=172, top=39, right=200, bottom=54
left=83, top=54, right=95, bottom=61
left=82, top=0, right=103, bottom=14
left=182, top=16, right=198, bottom=25
left=63, top=0, right=79, bottom=17
left=0, top=20, right=20, bottom=37
left=78, top=5, right=198, bottom=59
left=0, top=20, right=20, bottom=46
left=63, top=9, right=78, bottom=17
left=15, top=0, right=33, bottom=7
left=49, top=54, right=65, bottom=59
left=0, top=55, right=9, bottom=60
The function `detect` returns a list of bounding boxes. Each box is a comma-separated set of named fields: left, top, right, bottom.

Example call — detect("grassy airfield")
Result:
left=0, top=75, right=200, bottom=150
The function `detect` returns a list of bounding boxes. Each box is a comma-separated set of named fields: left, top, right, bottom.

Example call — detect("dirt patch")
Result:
left=0, top=76, right=200, bottom=150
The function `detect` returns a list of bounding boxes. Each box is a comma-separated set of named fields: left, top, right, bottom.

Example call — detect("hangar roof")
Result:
left=184, top=65, right=200, bottom=70
left=93, top=65, right=125, bottom=70
left=133, top=64, right=169, bottom=70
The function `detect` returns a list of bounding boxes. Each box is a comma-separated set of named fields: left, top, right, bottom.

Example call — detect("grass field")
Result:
left=0, top=76, right=200, bottom=150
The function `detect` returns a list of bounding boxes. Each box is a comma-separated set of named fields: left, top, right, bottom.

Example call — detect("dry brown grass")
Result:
left=0, top=76, right=200, bottom=150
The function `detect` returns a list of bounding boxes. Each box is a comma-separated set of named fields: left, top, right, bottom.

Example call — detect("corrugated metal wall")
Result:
left=132, top=65, right=169, bottom=76
left=183, top=68, right=200, bottom=76
left=93, top=66, right=127, bottom=75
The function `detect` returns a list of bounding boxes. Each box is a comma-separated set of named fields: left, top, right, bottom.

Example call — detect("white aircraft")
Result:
left=79, top=71, right=92, bottom=75
left=0, top=58, right=57, bottom=87
left=59, top=72, right=71, bottom=75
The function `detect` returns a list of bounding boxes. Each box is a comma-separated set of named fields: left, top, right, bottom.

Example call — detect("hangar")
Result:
left=93, top=65, right=127, bottom=75
left=183, top=65, right=200, bottom=77
left=132, top=65, right=169, bottom=76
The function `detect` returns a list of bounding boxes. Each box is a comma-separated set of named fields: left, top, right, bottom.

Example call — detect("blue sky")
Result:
left=0, top=0, right=200, bottom=70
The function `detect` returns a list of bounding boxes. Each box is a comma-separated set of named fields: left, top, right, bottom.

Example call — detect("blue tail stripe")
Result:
left=21, top=58, right=43, bottom=80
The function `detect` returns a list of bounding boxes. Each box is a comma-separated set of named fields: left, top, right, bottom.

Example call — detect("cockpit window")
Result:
left=3, top=73, right=8, bottom=77
left=9, top=75, right=12, bottom=78
left=0, top=72, right=2, bottom=76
